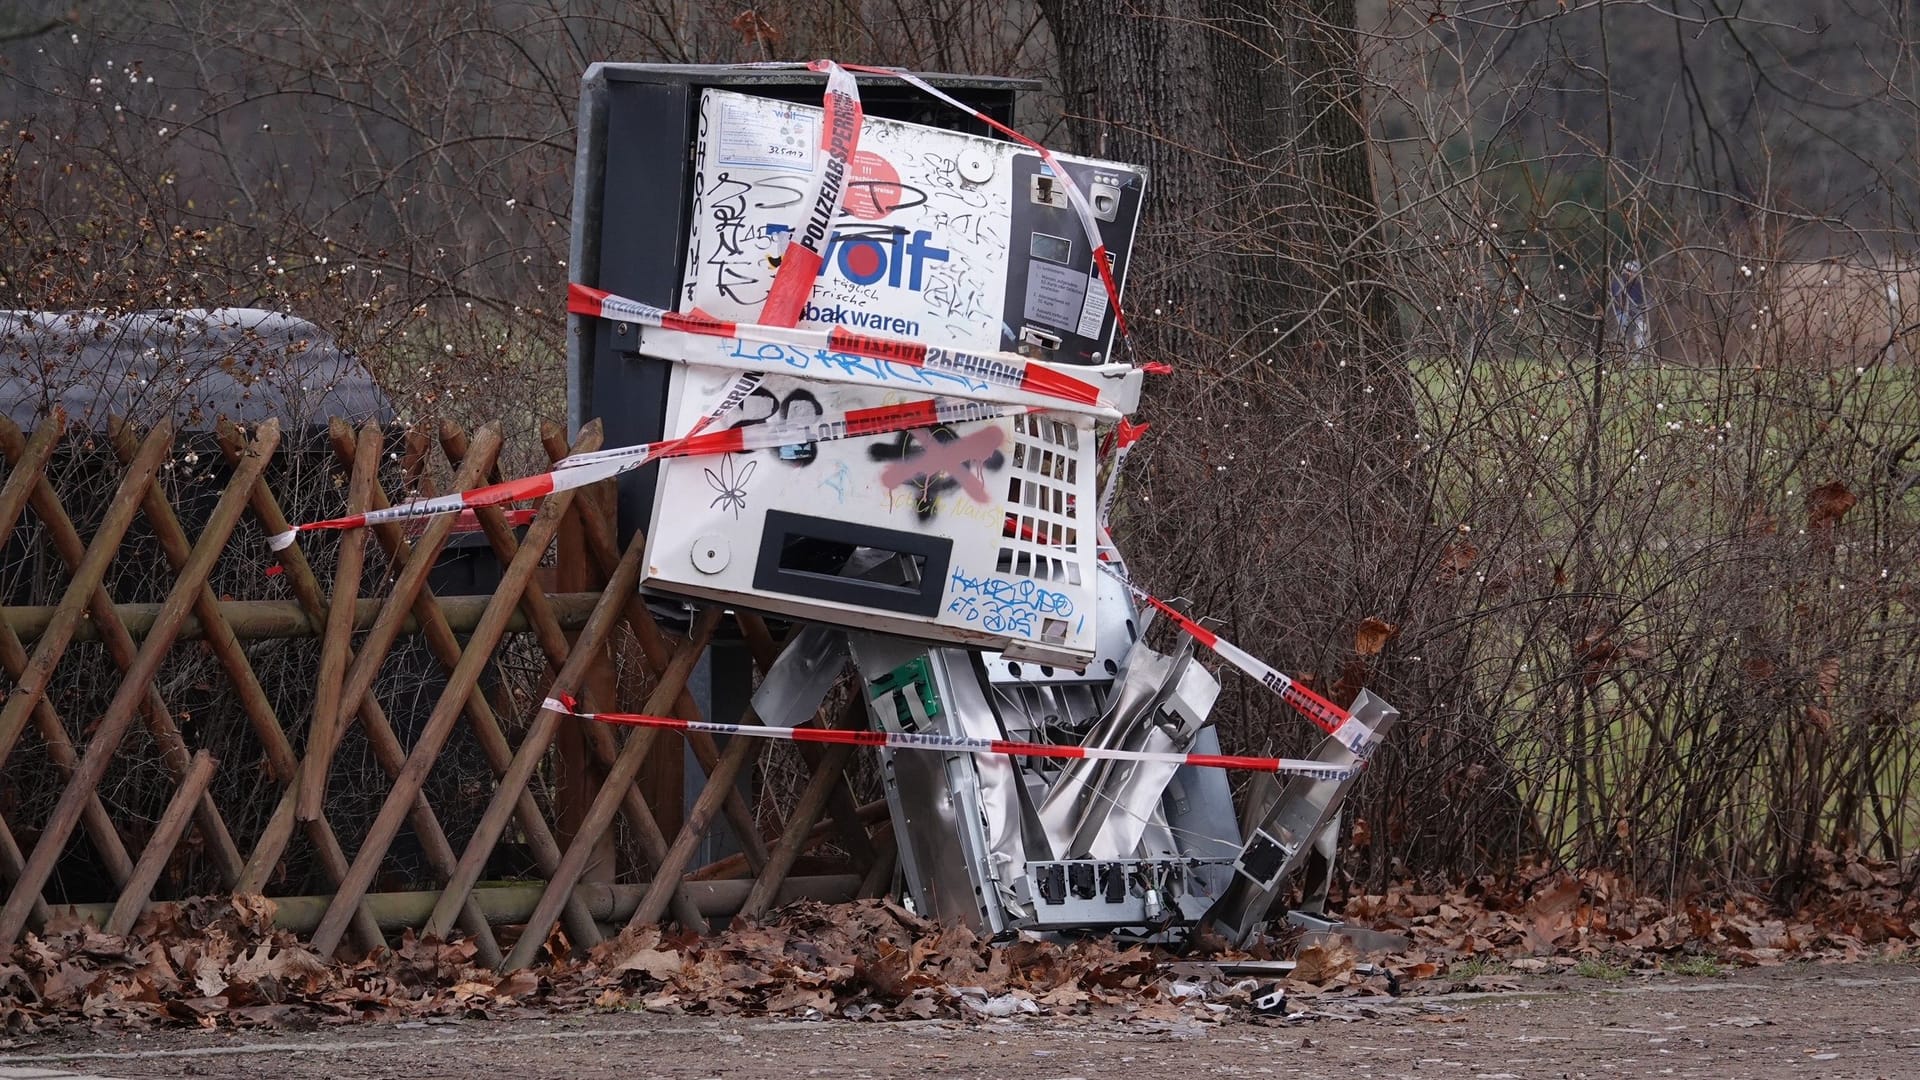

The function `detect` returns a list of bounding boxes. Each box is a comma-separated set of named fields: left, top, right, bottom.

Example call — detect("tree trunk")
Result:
left=1040, top=0, right=1296, bottom=357
left=1039, top=2, right=1441, bottom=887
left=1040, top=0, right=1399, bottom=366
left=1288, top=0, right=1403, bottom=359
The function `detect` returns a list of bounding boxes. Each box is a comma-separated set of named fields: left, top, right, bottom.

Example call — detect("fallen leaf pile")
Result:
left=1343, top=846, right=1917, bottom=980
left=1, top=848, right=1911, bottom=1035
left=0, top=896, right=1330, bottom=1035
left=583, top=900, right=1171, bottom=1020
left=0, top=894, right=335, bottom=1034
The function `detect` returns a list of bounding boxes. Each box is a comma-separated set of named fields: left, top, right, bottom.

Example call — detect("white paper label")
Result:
left=1076, top=271, right=1109, bottom=340
left=717, top=99, right=819, bottom=172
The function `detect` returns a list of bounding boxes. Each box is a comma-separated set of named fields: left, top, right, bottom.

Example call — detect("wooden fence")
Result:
left=0, top=413, right=887, bottom=969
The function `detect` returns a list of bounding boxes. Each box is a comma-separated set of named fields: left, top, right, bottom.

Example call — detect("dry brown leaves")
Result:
left=580, top=900, right=1172, bottom=1021
left=1352, top=618, right=1399, bottom=657
left=0, top=894, right=338, bottom=1035
left=5, top=851, right=1912, bottom=1035
left=0, top=897, right=1278, bottom=1035
left=730, top=10, right=782, bottom=48
left=1806, top=480, right=1857, bottom=529
left=1343, top=847, right=1916, bottom=981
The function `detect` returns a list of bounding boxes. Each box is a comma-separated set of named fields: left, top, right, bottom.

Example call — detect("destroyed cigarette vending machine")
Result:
left=568, top=63, right=1396, bottom=944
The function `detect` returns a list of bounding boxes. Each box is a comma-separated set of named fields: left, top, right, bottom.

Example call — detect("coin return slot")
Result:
left=1020, top=326, right=1063, bottom=353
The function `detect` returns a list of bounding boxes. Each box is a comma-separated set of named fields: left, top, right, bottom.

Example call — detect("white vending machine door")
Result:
left=640, top=90, right=1146, bottom=667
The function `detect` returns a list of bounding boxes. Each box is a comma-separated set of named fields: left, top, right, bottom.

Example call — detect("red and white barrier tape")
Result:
left=557, top=394, right=1023, bottom=472
left=1097, top=564, right=1375, bottom=756
left=267, top=396, right=1027, bottom=550
left=543, top=694, right=1358, bottom=781
left=683, top=371, right=764, bottom=438
left=408, top=506, right=535, bottom=537
left=760, top=60, right=864, bottom=328
left=569, top=284, right=1108, bottom=413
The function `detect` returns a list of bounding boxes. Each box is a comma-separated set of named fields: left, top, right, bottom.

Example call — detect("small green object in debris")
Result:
left=868, top=656, right=942, bottom=729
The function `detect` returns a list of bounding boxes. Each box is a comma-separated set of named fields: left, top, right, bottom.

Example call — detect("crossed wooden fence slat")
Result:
left=0, top=415, right=891, bottom=967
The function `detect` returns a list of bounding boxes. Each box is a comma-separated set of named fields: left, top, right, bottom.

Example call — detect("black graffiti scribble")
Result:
left=713, top=263, right=766, bottom=305
left=706, top=173, right=755, bottom=256
left=728, top=387, right=823, bottom=465
left=754, top=175, right=807, bottom=211
left=705, top=454, right=758, bottom=518
left=704, top=172, right=775, bottom=304
left=867, top=424, right=1006, bottom=520
left=845, top=178, right=929, bottom=216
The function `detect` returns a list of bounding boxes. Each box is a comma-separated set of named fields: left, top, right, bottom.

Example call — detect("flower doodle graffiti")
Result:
left=704, top=454, right=758, bottom=518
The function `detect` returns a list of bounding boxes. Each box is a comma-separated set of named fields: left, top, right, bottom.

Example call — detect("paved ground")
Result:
left=1, top=962, right=1915, bottom=1079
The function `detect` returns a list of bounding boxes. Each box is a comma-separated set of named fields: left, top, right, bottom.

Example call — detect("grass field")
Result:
left=1398, top=348, right=1920, bottom=880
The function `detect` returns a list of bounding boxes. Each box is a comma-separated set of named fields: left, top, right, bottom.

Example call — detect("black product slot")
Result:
left=753, top=510, right=952, bottom=617
left=1101, top=864, right=1126, bottom=903
left=1068, top=862, right=1097, bottom=900
left=1038, top=864, right=1067, bottom=905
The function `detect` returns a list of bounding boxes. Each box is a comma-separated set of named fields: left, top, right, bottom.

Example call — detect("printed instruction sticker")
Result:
left=1024, top=260, right=1091, bottom=332
left=717, top=98, right=820, bottom=172
left=1076, top=272, right=1109, bottom=340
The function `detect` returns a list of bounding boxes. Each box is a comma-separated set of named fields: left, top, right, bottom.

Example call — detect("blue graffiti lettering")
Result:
left=725, top=339, right=989, bottom=394
left=945, top=568, right=1076, bottom=636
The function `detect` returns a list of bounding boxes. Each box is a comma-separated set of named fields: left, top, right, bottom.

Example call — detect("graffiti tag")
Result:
left=725, top=339, right=990, bottom=394
left=870, top=425, right=1005, bottom=519
left=946, top=568, right=1076, bottom=636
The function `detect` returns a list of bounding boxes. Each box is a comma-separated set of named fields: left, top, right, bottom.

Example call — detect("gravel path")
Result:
left=2, top=962, right=1916, bottom=1079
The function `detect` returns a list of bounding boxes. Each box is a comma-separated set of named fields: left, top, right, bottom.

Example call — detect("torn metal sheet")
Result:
left=850, top=632, right=1039, bottom=931
left=1064, top=650, right=1218, bottom=860
left=1200, top=689, right=1401, bottom=943
left=749, top=623, right=849, bottom=728
left=1034, top=635, right=1187, bottom=856
left=832, top=573, right=1394, bottom=945
left=850, top=591, right=1246, bottom=937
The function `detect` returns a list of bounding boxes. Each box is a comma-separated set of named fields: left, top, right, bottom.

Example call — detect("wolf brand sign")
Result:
left=821, top=227, right=949, bottom=290
left=682, top=88, right=1143, bottom=363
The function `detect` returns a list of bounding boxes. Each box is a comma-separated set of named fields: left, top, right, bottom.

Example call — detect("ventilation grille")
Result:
left=996, top=413, right=1088, bottom=586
